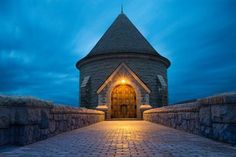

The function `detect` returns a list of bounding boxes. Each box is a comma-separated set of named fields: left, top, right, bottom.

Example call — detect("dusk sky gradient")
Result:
left=0, top=0, right=236, bottom=106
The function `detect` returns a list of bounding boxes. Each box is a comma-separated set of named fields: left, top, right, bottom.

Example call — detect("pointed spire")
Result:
left=87, top=13, right=159, bottom=57
left=121, top=4, right=124, bottom=14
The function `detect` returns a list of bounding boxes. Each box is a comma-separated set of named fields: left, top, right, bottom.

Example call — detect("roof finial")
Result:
left=121, top=4, right=124, bottom=14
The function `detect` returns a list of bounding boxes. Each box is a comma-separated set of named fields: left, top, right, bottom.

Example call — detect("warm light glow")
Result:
left=121, top=79, right=126, bottom=84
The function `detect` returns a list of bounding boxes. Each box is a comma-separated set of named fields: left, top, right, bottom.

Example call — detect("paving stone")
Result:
left=1, top=121, right=236, bottom=157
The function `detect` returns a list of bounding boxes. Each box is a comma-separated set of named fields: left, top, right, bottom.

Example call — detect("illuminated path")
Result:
left=1, top=121, right=236, bottom=157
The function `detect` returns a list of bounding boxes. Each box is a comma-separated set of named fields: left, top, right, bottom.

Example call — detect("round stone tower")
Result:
left=76, top=12, right=170, bottom=119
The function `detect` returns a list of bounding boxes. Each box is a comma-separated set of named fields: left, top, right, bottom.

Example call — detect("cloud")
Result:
left=0, top=0, right=235, bottom=105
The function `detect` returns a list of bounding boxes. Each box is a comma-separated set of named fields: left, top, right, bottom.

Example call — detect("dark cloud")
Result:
left=0, top=0, right=235, bottom=105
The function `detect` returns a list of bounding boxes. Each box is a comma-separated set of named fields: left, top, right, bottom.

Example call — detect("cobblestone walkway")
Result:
left=1, top=121, right=236, bottom=157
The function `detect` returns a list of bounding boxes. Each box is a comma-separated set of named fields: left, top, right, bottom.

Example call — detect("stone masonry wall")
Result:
left=0, top=96, right=105, bottom=146
left=143, top=93, right=236, bottom=145
left=79, top=54, right=168, bottom=108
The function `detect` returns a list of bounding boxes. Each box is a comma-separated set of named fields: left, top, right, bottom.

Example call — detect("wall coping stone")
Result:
left=0, top=95, right=53, bottom=108
left=145, top=102, right=201, bottom=114
left=198, top=93, right=236, bottom=105
left=145, top=92, right=236, bottom=114
left=51, top=106, right=104, bottom=115
left=0, top=96, right=105, bottom=115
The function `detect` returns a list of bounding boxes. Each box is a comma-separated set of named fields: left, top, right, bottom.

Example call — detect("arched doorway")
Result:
left=111, top=84, right=136, bottom=118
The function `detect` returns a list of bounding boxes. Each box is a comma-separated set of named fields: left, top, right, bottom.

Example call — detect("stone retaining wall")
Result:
left=144, top=93, right=236, bottom=145
left=0, top=96, right=105, bottom=146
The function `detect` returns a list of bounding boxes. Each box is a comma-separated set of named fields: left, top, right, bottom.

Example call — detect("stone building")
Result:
left=76, top=12, right=170, bottom=119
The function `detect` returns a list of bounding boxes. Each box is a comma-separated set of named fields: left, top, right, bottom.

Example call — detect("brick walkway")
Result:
left=1, top=121, right=236, bottom=157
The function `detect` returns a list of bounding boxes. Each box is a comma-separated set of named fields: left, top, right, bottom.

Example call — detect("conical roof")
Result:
left=87, top=13, right=160, bottom=57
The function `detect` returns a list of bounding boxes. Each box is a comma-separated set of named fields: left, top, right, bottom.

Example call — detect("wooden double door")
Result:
left=111, top=85, right=137, bottom=118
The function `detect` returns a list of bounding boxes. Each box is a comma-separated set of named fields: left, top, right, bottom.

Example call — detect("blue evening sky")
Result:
left=0, top=0, right=235, bottom=106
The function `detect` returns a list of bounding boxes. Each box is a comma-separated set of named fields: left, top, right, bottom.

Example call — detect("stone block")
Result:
left=9, top=108, right=16, bottom=124
left=199, top=106, right=211, bottom=126
left=15, top=108, right=28, bottom=125
left=185, top=112, right=191, bottom=120
left=58, top=120, right=67, bottom=132
left=40, top=129, right=49, bottom=140
left=49, top=120, right=56, bottom=133
left=200, top=125, right=213, bottom=138
left=211, top=104, right=236, bottom=123
left=189, top=120, right=196, bottom=132
left=190, top=112, right=198, bottom=120
left=40, top=109, right=49, bottom=129
left=212, top=123, right=236, bottom=145
left=16, top=125, right=40, bottom=145
left=28, top=109, right=41, bottom=124
left=181, top=120, right=187, bottom=130
left=199, top=93, right=236, bottom=105
left=49, top=114, right=53, bottom=120
left=8, top=127, right=16, bottom=144
left=0, top=108, right=10, bottom=128
left=53, top=114, right=59, bottom=120
left=14, top=108, right=41, bottom=125
left=0, top=129, right=9, bottom=145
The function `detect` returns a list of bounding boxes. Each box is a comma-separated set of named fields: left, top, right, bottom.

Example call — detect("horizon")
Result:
left=0, top=0, right=236, bottom=106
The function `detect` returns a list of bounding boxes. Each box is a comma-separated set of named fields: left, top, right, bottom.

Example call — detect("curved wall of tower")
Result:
left=77, top=53, right=169, bottom=108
